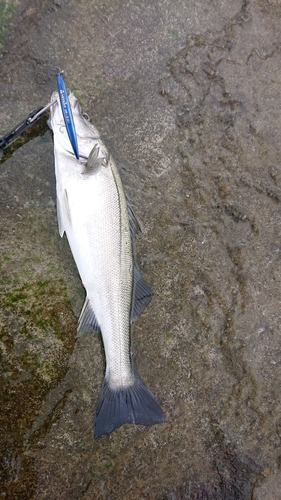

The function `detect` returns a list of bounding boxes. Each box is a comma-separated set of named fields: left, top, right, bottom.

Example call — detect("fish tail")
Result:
left=94, top=373, right=164, bottom=439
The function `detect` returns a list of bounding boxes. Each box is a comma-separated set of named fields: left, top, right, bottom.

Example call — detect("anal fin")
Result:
left=77, top=297, right=101, bottom=336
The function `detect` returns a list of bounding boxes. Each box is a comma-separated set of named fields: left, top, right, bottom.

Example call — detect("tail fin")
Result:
left=94, top=373, right=164, bottom=439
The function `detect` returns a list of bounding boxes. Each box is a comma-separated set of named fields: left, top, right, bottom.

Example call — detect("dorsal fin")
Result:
left=130, top=265, right=152, bottom=322
left=126, top=199, right=152, bottom=320
left=126, top=198, right=142, bottom=242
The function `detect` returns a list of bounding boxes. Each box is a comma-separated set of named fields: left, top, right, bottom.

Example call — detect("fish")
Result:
left=48, top=91, right=164, bottom=438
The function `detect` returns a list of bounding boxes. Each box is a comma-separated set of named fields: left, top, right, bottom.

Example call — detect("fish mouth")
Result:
left=49, top=91, right=59, bottom=111
left=49, top=90, right=99, bottom=159
left=48, top=92, right=60, bottom=126
left=49, top=90, right=77, bottom=118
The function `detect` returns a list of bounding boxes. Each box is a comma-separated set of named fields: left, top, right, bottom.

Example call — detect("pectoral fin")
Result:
left=57, top=189, right=71, bottom=237
left=84, top=144, right=108, bottom=175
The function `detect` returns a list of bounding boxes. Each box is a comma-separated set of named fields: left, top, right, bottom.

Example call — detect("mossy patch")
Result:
left=0, top=0, right=18, bottom=55
left=0, top=277, right=76, bottom=383
left=0, top=272, right=77, bottom=493
left=168, top=28, right=178, bottom=41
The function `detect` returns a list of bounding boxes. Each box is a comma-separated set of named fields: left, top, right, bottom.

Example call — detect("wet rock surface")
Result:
left=1, top=0, right=281, bottom=498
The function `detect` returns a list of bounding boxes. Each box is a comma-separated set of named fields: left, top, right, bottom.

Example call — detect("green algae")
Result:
left=0, top=198, right=80, bottom=497
left=0, top=0, right=18, bottom=56
left=0, top=260, right=78, bottom=496
left=168, top=28, right=178, bottom=41
left=165, top=330, right=172, bottom=340
left=0, top=277, right=76, bottom=380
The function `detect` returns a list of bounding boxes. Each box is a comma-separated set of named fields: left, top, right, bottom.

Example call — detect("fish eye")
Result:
left=82, top=112, right=91, bottom=121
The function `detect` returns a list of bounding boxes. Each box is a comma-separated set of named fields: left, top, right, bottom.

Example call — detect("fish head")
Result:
left=49, top=91, right=101, bottom=159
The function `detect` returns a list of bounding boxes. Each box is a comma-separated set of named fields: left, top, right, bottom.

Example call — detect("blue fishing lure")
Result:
left=56, top=72, right=79, bottom=159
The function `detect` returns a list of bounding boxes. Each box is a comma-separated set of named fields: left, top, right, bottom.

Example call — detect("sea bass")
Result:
left=48, top=91, right=164, bottom=438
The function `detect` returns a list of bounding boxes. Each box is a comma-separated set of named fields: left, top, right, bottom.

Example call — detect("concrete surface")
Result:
left=1, top=0, right=281, bottom=498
